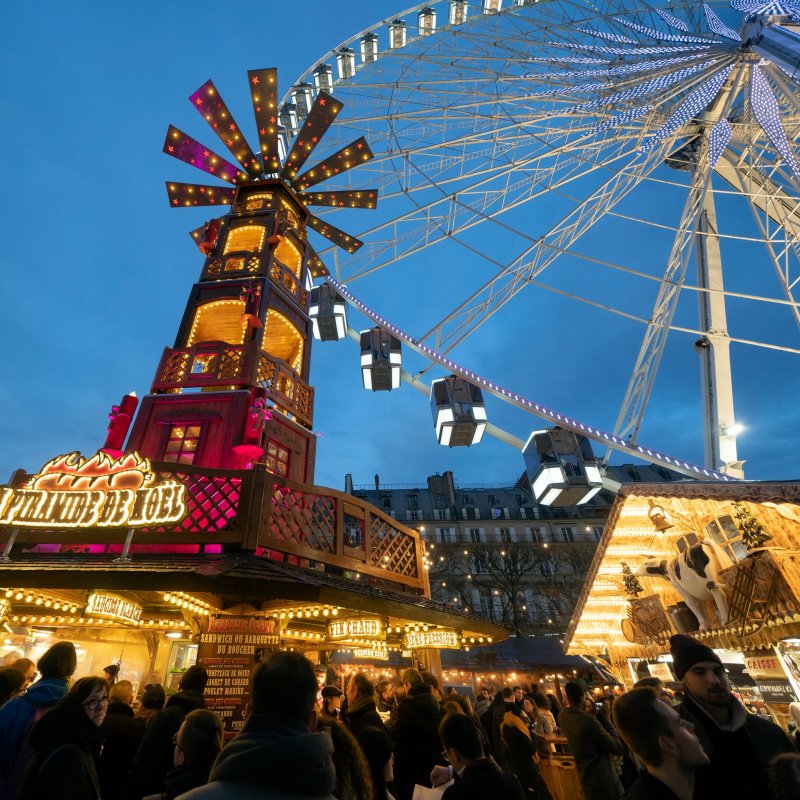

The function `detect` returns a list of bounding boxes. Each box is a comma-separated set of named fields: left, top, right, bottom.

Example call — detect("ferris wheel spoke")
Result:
left=611, top=154, right=715, bottom=447
left=720, top=152, right=800, bottom=331
left=426, top=136, right=676, bottom=353
left=333, top=129, right=645, bottom=282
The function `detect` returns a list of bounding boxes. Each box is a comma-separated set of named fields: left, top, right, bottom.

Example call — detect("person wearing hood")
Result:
left=179, top=651, right=336, bottom=800
left=123, top=665, right=208, bottom=798
left=669, top=634, right=793, bottom=800
left=0, top=640, right=77, bottom=800
left=343, top=673, right=386, bottom=739
left=17, top=676, right=108, bottom=800
left=393, top=668, right=445, bottom=800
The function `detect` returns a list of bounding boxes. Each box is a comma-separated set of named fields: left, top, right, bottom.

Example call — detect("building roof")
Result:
left=441, top=636, right=590, bottom=672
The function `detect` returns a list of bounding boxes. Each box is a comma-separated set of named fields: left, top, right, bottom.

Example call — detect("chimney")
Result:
left=374, top=473, right=380, bottom=491
left=345, top=473, right=353, bottom=494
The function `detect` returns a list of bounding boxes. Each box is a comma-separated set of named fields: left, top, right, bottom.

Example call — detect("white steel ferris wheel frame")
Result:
left=282, top=0, right=800, bottom=483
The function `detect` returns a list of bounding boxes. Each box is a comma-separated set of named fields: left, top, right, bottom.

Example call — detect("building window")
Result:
left=265, top=439, right=290, bottom=477
left=381, top=496, right=391, bottom=509
left=538, top=558, right=557, bottom=576
left=488, top=495, right=497, bottom=506
left=705, top=515, right=748, bottom=561
left=592, top=526, right=603, bottom=541
left=491, top=507, right=503, bottom=519
left=406, top=494, right=420, bottom=510
left=499, top=527, right=513, bottom=543
left=224, top=225, right=265, bottom=254
left=462, top=494, right=473, bottom=505
left=560, top=526, right=575, bottom=543
left=469, top=528, right=481, bottom=543
left=437, top=527, right=455, bottom=543
left=163, top=425, right=201, bottom=465
left=528, top=527, right=546, bottom=543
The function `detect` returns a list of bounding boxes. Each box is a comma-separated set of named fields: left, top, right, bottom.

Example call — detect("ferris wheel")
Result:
left=280, top=0, right=800, bottom=485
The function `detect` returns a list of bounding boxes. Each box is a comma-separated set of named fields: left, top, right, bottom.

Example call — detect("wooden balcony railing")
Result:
left=0, top=463, right=426, bottom=593
left=253, top=472, right=426, bottom=592
left=152, top=344, right=313, bottom=427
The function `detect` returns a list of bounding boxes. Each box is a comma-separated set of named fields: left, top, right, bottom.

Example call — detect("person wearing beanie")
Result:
left=669, top=633, right=792, bottom=800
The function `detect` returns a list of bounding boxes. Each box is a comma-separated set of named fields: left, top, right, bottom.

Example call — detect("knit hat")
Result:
left=669, top=634, right=722, bottom=679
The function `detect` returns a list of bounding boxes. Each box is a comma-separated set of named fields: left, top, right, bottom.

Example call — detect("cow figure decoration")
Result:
left=638, top=534, right=735, bottom=630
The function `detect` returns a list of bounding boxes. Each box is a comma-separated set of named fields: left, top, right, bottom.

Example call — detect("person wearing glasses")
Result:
left=9, top=659, right=36, bottom=689
left=16, top=676, right=109, bottom=800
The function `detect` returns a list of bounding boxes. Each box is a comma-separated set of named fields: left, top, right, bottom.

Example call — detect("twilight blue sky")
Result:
left=0, top=1, right=798, bottom=490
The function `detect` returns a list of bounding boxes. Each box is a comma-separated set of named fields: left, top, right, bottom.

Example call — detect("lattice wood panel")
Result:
left=145, top=472, right=243, bottom=533
left=160, top=351, right=191, bottom=383
left=369, top=515, right=418, bottom=578
left=219, top=348, right=245, bottom=381
left=269, top=486, right=336, bottom=553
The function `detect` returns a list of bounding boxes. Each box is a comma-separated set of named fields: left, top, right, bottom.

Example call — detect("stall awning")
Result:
left=0, top=553, right=508, bottom=640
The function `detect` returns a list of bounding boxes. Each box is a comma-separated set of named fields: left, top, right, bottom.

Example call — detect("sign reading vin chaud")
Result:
left=0, top=451, right=187, bottom=529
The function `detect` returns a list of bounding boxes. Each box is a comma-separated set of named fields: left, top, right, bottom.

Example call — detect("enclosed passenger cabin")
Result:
left=361, top=33, right=379, bottom=63
left=336, top=48, right=356, bottom=80
left=292, top=83, right=314, bottom=118
left=279, top=103, right=299, bottom=138
left=313, top=64, right=334, bottom=94
left=523, top=428, right=603, bottom=506
left=309, top=284, right=347, bottom=341
left=430, top=376, right=487, bottom=447
left=418, top=7, right=437, bottom=34
left=360, top=328, right=401, bottom=391
left=389, top=19, right=407, bottom=49
left=450, top=0, right=469, bottom=25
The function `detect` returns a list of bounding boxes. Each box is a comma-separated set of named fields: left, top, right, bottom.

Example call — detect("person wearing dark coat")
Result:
left=435, top=712, right=524, bottom=800
left=669, top=634, right=794, bottom=800
left=17, top=676, right=108, bottom=800
left=343, top=672, right=386, bottom=739
left=393, top=668, right=445, bottom=800
left=490, top=688, right=515, bottom=767
left=499, top=707, right=552, bottom=800
left=178, top=651, right=336, bottom=800
left=559, top=681, right=623, bottom=800
left=97, top=681, right=145, bottom=800
left=123, top=665, right=208, bottom=799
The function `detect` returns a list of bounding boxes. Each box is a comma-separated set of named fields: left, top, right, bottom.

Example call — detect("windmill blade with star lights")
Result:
left=162, top=67, right=377, bottom=254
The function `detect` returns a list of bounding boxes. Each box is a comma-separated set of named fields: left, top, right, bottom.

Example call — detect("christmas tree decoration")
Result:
left=621, top=561, right=644, bottom=597
left=733, top=502, right=772, bottom=550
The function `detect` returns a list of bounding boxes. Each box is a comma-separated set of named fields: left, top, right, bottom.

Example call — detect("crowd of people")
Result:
left=0, top=633, right=799, bottom=799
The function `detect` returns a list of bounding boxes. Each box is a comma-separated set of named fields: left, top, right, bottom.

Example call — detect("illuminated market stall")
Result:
left=564, top=480, right=800, bottom=725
